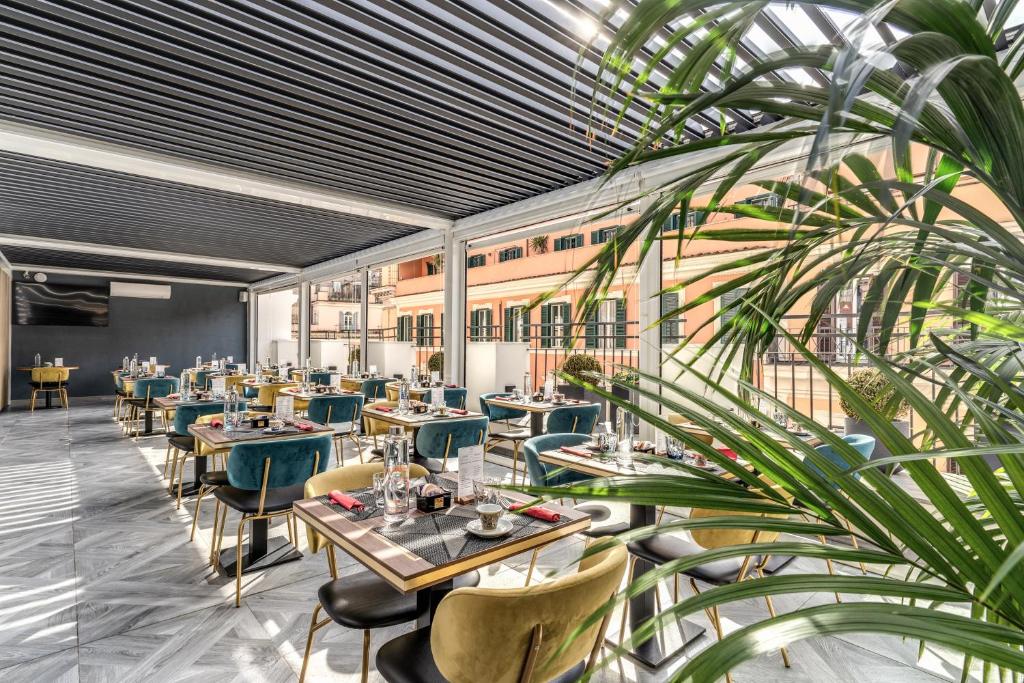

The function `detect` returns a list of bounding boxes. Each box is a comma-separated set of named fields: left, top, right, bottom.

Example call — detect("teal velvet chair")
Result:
left=479, top=392, right=530, bottom=484
left=243, top=384, right=259, bottom=399
left=308, top=372, right=333, bottom=386
left=414, top=417, right=488, bottom=472
left=226, top=362, right=246, bottom=372
left=806, top=434, right=876, bottom=484
left=442, top=387, right=467, bottom=409
left=522, top=433, right=592, bottom=488
left=362, top=378, right=388, bottom=401
left=307, top=394, right=365, bottom=466
left=547, top=404, right=600, bottom=435
left=212, top=434, right=333, bottom=606
left=195, top=370, right=217, bottom=390
left=125, top=377, right=179, bottom=437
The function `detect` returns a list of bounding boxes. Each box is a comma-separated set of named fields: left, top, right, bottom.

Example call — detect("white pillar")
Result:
left=246, top=289, right=257, bottom=366
left=359, top=268, right=369, bottom=369
left=637, top=201, right=662, bottom=441
left=298, top=280, right=311, bottom=365
left=443, top=229, right=466, bottom=385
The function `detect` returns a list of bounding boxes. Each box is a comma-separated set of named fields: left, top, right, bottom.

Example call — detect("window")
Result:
left=416, top=313, right=435, bottom=347
left=498, top=247, right=522, bottom=262
left=341, top=311, right=354, bottom=331
left=467, top=254, right=486, bottom=268
left=426, top=255, right=443, bottom=275
left=684, top=210, right=705, bottom=228
left=540, top=302, right=571, bottom=348
left=734, top=193, right=782, bottom=217
left=396, top=314, right=413, bottom=342
left=553, top=234, right=584, bottom=251
left=469, top=308, right=493, bottom=341
left=585, top=299, right=626, bottom=349
left=504, top=305, right=530, bottom=342
left=660, top=291, right=682, bottom=344
left=719, top=287, right=750, bottom=328
left=662, top=213, right=680, bottom=232
left=590, top=226, right=620, bottom=245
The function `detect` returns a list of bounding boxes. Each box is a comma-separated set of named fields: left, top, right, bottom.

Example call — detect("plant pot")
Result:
left=610, top=385, right=634, bottom=424
left=844, top=417, right=911, bottom=473
left=558, top=384, right=584, bottom=400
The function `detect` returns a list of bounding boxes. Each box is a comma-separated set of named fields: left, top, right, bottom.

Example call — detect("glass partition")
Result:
left=255, top=287, right=299, bottom=368
left=309, top=273, right=362, bottom=372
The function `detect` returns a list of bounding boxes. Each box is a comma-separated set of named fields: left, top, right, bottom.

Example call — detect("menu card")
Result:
left=330, top=373, right=341, bottom=389
left=275, top=395, right=294, bottom=420
left=211, top=376, right=227, bottom=397
left=430, top=370, right=440, bottom=383
left=457, top=444, right=484, bottom=501
left=431, top=386, right=443, bottom=408
left=227, top=355, right=234, bottom=363
left=149, top=356, right=157, bottom=367
left=54, top=357, right=63, bottom=367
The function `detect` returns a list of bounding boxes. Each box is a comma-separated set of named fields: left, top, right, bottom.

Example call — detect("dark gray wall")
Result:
left=11, top=274, right=247, bottom=399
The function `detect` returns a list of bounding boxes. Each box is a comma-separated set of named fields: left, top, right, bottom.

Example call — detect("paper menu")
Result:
left=54, top=357, right=63, bottom=367
left=457, top=444, right=484, bottom=500
left=149, top=356, right=158, bottom=367
left=275, top=395, right=294, bottom=420
left=210, top=376, right=227, bottom=397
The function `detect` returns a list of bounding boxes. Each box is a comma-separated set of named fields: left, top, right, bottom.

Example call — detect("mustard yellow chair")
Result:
left=362, top=400, right=405, bottom=451
left=224, top=374, right=254, bottom=394
left=375, top=543, right=628, bottom=683
left=29, top=367, right=70, bottom=412
left=385, top=382, right=399, bottom=401
left=257, top=381, right=299, bottom=409
left=300, top=462, right=463, bottom=683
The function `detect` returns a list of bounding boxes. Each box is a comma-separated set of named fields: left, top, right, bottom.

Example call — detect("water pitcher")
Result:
left=398, top=379, right=411, bottom=414
left=383, top=426, right=410, bottom=523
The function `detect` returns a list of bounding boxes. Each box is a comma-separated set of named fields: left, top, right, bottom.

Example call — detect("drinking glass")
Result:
left=666, top=437, right=684, bottom=460
left=372, top=472, right=385, bottom=506
left=773, top=410, right=788, bottom=429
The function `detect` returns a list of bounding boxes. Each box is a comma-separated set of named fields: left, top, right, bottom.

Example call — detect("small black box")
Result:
left=416, top=490, right=451, bottom=512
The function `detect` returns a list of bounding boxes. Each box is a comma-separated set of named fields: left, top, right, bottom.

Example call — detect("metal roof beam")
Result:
left=7, top=263, right=248, bottom=287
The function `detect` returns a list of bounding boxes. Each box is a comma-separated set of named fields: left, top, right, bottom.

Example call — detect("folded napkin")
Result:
left=717, top=447, right=738, bottom=460
left=295, top=422, right=314, bottom=432
left=374, top=406, right=394, bottom=413
left=210, top=419, right=223, bottom=428
left=445, top=383, right=457, bottom=388
left=328, top=490, right=364, bottom=511
left=167, top=393, right=180, bottom=399
left=509, top=503, right=560, bottom=522
left=559, top=446, right=591, bottom=458
left=449, top=408, right=468, bottom=415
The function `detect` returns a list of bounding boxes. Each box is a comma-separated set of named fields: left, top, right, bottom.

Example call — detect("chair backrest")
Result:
left=173, top=402, right=226, bottom=435
left=307, top=394, right=364, bottom=426
left=522, top=433, right=591, bottom=487
left=441, top=387, right=467, bottom=409
left=415, top=417, right=489, bottom=460
left=195, top=370, right=216, bottom=390
left=361, top=378, right=388, bottom=401
left=32, top=367, right=70, bottom=384
left=430, top=543, right=628, bottom=683
left=308, top=372, right=332, bottom=386
left=132, top=377, right=179, bottom=399
left=479, top=392, right=527, bottom=422
left=257, top=382, right=298, bottom=408
left=225, top=362, right=245, bottom=372
left=547, top=404, right=601, bottom=435
left=224, top=375, right=253, bottom=393
left=363, top=400, right=401, bottom=436
left=227, top=434, right=333, bottom=491
left=385, top=383, right=399, bottom=401
left=806, top=434, right=877, bottom=484
left=303, top=461, right=429, bottom=552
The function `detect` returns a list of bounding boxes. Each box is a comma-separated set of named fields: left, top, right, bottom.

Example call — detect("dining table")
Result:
left=189, top=419, right=335, bottom=575
left=483, top=396, right=594, bottom=437
left=385, top=381, right=430, bottom=401
left=20, top=365, right=80, bottom=409
left=537, top=445, right=712, bottom=671
left=279, top=386, right=360, bottom=411
left=293, top=475, right=591, bottom=627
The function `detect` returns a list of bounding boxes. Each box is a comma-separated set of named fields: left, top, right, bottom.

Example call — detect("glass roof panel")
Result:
left=767, top=5, right=829, bottom=45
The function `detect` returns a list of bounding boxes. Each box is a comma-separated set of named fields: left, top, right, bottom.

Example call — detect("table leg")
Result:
left=605, top=503, right=706, bottom=670
left=143, top=410, right=154, bottom=435
left=415, top=579, right=454, bottom=629
left=177, top=454, right=207, bottom=497
left=529, top=411, right=544, bottom=437
left=219, top=516, right=303, bottom=575
left=45, top=391, right=52, bottom=409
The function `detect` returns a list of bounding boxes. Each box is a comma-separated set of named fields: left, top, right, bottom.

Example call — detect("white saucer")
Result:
left=262, top=427, right=286, bottom=434
left=466, top=518, right=513, bottom=538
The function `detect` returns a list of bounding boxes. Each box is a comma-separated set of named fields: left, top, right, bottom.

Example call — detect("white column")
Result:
left=443, top=229, right=466, bottom=385
left=359, top=268, right=369, bottom=369
left=637, top=201, right=663, bottom=441
left=246, top=289, right=257, bottom=366
left=298, top=280, right=311, bottom=366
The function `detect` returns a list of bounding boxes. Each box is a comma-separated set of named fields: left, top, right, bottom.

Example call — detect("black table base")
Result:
left=173, top=454, right=207, bottom=498
left=218, top=518, right=302, bottom=575
left=415, top=578, right=454, bottom=629
left=607, top=504, right=706, bottom=670
left=529, top=411, right=544, bottom=437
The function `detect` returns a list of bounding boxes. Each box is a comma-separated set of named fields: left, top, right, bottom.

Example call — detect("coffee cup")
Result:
left=476, top=503, right=502, bottom=531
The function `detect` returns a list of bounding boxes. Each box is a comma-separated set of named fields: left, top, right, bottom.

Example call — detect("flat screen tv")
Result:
left=14, top=282, right=110, bottom=326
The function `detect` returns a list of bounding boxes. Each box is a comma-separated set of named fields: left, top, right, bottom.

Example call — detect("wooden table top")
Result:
left=152, top=396, right=223, bottom=410
left=280, top=387, right=360, bottom=400
left=385, top=381, right=430, bottom=396
left=537, top=447, right=724, bottom=479
left=676, top=421, right=824, bottom=448
left=240, top=378, right=297, bottom=386
left=188, top=420, right=334, bottom=450
left=362, top=406, right=483, bottom=428
left=484, top=396, right=592, bottom=413
left=20, top=365, right=79, bottom=371
left=293, top=483, right=590, bottom=593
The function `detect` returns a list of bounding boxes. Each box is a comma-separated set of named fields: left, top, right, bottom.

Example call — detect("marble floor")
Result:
left=0, top=398, right=979, bottom=682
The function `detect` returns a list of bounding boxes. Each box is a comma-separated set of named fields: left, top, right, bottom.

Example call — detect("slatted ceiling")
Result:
left=0, top=152, right=424, bottom=269
left=0, top=246, right=270, bottom=283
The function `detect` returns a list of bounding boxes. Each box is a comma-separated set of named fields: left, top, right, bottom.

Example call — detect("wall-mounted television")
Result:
left=14, top=282, right=110, bottom=326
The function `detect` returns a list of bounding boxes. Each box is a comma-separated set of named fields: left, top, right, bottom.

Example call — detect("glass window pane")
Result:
left=256, top=287, right=299, bottom=368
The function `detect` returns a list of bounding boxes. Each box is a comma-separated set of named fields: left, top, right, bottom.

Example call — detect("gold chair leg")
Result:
left=843, top=518, right=868, bottom=574
left=168, top=449, right=180, bottom=493
left=819, top=535, right=842, bottom=603
left=176, top=457, right=188, bottom=510
left=285, top=512, right=295, bottom=545
left=299, top=603, right=331, bottom=683
left=210, top=499, right=226, bottom=567
left=361, top=629, right=371, bottom=683
left=190, top=485, right=207, bottom=542
left=524, top=547, right=540, bottom=586
left=511, top=441, right=520, bottom=485
left=618, top=557, right=638, bottom=645
left=30, top=389, right=36, bottom=413
left=236, top=515, right=249, bottom=607
left=756, top=568, right=791, bottom=667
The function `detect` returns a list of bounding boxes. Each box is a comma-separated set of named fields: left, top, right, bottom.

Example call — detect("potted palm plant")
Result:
left=840, top=369, right=911, bottom=464
left=427, top=351, right=443, bottom=375
left=557, top=353, right=603, bottom=400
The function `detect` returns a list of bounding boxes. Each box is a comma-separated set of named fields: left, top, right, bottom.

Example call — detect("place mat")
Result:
left=197, top=424, right=324, bottom=442
left=315, top=489, right=383, bottom=522
left=372, top=505, right=560, bottom=567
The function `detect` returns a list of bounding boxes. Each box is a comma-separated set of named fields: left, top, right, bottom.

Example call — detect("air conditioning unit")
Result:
left=110, top=282, right=171, bottom=299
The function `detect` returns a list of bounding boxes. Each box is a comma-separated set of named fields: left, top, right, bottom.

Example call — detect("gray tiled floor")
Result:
left=0, top=398, right=978, bottom=681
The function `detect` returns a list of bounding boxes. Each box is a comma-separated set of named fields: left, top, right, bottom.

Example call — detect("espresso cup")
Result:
left=476, top=503, right=502, bottom=531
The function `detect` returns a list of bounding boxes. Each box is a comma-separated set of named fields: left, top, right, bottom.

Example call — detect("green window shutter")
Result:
left=481, top=309, right=492, bottom=339
left=521, top=306, right=530, bottom=342
left=438, top=313, right=443, bottom=345
left=719, top=288, right=748, bottom=328
left=584, top=308, right=598, bottom=349
left=503, top=307, right=513, bottom=342
left=615, top=298, right=627, bottom=348
left=660, top=292, right=679, bottom=343
left=590, top=229, right=602, bottom=245
left=540, top=304, right=552, bottom=348
left=559, top=302, right=572, bottom=347
left=469, top=310, right=479, bottom=340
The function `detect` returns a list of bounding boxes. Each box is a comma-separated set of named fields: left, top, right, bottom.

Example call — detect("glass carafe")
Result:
left=383, top=426, right=410, bottom=523
left=616, top=410, right=636, bottom=467
left=180, top=370, right=191, bottom=401
left=398, top=379, right=411, bottom=414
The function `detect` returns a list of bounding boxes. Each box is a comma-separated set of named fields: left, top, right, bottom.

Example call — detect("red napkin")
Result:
left=374, top=406, right=394, bottom=413
left=167, top=393, right=180, bottom=399
left=509, top=503, right=561, bottom=522
left=717, top=447, right=738, bottom=460
left=210, top=419, right=223, bottom=428
left=328, top=490, right=364, bottom=511
left=559, top=446, right=591, bottom=458
left=445, top=383, right=457, bottom=388
left=295, top=422, right=314, bottom=432
left=449, top=408, right=468, bottom=415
